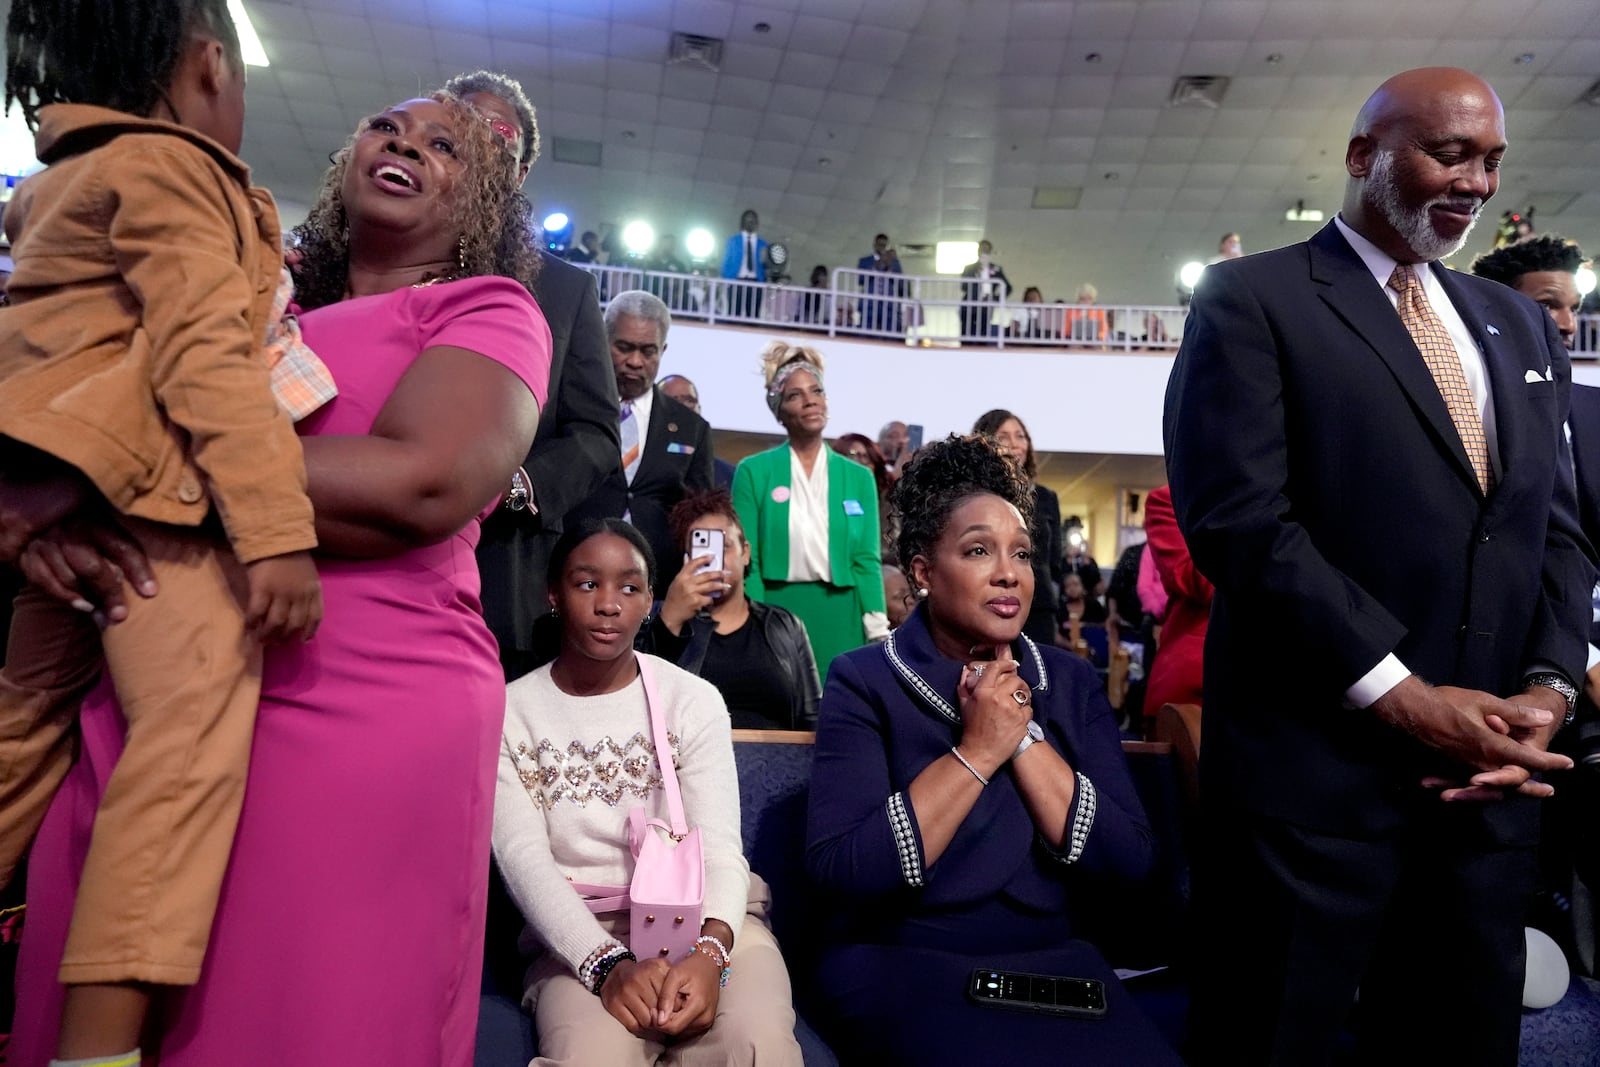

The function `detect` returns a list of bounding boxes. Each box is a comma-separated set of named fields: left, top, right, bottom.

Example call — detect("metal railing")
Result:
left=577, top=262, right=1187, bottom=351
left=575, top=261, right=1600, bottom=358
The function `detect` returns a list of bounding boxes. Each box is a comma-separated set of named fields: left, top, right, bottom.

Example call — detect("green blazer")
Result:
left=731, top=443, right=887, bottom=612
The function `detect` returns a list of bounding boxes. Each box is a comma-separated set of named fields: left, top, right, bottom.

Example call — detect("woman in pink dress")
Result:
left=11, top=92, right=552, bottom=1066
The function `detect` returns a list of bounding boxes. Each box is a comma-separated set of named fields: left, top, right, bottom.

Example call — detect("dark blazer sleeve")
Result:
left=688, top=417, right=715, bottom=493
left=806, top=653, right=925, bottom=895
left=1164, top=263, right=1407, bottom=689
left=1520, top=315, right=1593, bottom=684
left=524, top=259, right=620, bottom=528
left=1033, top=654, right=1156, bottom=883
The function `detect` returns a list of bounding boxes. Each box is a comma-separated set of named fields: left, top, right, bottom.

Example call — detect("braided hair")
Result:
left=5, top=0, right=239, bottom=129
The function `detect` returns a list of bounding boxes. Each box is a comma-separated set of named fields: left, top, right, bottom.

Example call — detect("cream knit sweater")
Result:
left=492, top=655, right=749, bottom=977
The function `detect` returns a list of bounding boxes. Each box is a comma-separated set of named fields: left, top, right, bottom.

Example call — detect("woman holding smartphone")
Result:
left=803, top=435, right=1180, bottom=1064
left=645, top=489, right=821, bottom=731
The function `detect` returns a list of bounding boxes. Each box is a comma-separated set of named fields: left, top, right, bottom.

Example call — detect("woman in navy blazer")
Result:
left=804, top=435, right=1179, bottom=1065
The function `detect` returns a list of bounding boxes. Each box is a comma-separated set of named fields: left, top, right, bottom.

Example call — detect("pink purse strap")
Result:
left=635, top=653, right=688, bottom=839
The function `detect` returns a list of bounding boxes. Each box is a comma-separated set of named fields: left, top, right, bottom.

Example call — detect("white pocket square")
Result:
left=1525, top=367, right=1554, bottom=383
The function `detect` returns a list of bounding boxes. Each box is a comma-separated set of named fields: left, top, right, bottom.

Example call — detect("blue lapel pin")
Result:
left=1486, top=324, right=1500, bottom=336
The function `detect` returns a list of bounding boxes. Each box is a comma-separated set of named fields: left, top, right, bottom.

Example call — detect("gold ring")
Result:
left=1012, top=689, right=1030, bottom=706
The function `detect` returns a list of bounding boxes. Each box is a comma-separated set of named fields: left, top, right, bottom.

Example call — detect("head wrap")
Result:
left=765, top=360, right=825, bottom=417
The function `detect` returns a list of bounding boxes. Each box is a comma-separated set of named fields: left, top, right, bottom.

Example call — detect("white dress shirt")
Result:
left=738, top=233, right=759, bottom=280
left=1332, top=215, right=1500, bottom=707
left=786, top=447, right=832, bottom=583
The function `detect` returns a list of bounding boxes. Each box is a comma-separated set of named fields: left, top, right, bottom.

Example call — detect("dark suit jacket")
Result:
left=587, top=387, right=715, bottom=596
left=476, top=252, right=621, bottom=657
left=1164, top=221, right=1592, bottom=841
left=959, top=260, right=1012, bottom=301
left=1568, top=384, right=1600, bottom=605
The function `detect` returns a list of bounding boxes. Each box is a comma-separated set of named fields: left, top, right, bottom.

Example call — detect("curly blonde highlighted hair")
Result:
left=759, top=340, right=825, bottom=388
left=290, top=90, right=541, bottom=311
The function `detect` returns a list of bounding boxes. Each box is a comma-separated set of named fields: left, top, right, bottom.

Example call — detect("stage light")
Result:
left=1178, top=261, right=1205, bottom=290
left=621, top=220, right=655, bottom=256
left=767, top=241, right=789, bottom=267
left=1577, top=263, right=1597, bottom=298
left=685, top=228, right=715, bottom=260
left=936, top=241, right=979, bottom=275
left=543, top=212, right=569, bottom=232
left=228, top=0, right=270, bottom=67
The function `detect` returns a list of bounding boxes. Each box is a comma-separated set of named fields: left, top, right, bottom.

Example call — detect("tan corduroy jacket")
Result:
left=0, top=104, right=314, bottom=563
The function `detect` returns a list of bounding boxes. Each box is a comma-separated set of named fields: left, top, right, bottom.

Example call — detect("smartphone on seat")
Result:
left=689, top=528, right=726, bottom=599
left=967, top=968, right=1108, bottom=1020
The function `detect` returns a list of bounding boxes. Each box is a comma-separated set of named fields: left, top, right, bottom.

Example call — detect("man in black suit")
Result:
left=1166, top=68, right=1587, bottom=1066
left=589, top=291, right=715, bottom=596
left=444, top=71, right=623, bottom=680
left=658, top=374, right=736, bottom=489
left=958, top=239, right=1010, bottom=341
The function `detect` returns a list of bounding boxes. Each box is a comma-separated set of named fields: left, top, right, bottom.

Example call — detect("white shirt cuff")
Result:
left=863, top=611, right=890, bottom=642
left=1345, top=653, right=1409, bottom=708
left=1587, top=644, right=1600, bottom=674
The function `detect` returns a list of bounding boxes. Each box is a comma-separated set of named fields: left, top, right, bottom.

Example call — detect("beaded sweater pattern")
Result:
left=511, top=731, right=683, bottom=810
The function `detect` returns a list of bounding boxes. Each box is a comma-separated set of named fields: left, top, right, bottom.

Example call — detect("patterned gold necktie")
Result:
left=1388, top=263, right=1493, bottom=492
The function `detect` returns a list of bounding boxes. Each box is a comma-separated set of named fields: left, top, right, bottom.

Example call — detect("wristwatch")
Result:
left=1012, top=719, right=1045, bottom=761
left=1523, top=671, right=1578, bottom=727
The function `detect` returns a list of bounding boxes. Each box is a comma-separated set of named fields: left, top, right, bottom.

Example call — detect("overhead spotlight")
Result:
left=1285, top=199, right=1324, bottom=222
left=1577, top=263, right=1597, bottom=298
left=685, top=227, right=715, bottom=260
left=1178, top=261, right=1206, bottom=290
left=227, top=0, right=271, bottom=67
left=541, top=211, right=573, bottom=252
left=621, top=220, right=655, bottom=256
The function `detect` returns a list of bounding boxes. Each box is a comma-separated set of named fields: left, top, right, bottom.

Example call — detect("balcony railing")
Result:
left=575, top=262, right=1600, bottom=357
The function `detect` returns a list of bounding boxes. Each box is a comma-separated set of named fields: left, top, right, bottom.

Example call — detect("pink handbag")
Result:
left=571, top=655, right=704, bottom=963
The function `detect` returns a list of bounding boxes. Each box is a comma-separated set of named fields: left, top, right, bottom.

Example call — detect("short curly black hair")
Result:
left=1470, top=235, right=1584, bottom=287
left=890, top=434, right=1034, bottom=571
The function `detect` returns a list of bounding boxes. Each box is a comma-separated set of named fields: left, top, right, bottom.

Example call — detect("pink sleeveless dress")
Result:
left=13, top=276, right=551, bottom=1067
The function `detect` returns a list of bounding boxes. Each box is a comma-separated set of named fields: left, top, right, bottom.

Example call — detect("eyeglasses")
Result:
left=847, top=450, right=870, bottom=461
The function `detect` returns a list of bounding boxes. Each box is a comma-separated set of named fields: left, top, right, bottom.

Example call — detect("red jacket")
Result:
left=1143, top=485, right=1212, bottom=719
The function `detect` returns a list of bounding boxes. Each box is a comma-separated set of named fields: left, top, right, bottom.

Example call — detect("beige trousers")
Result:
left=0, top=517, right=260, bottom=984
left=526, top=879, right=805, bottom=1067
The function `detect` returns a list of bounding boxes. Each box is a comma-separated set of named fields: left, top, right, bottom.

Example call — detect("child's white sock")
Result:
left=48, top=1053, right=141, bottom=1067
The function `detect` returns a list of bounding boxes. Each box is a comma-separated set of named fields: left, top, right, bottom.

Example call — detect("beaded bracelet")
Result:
left=581, top=940, right=635, bottom=996
left=689, top=944, right=732, bottom=988
left=693, top=934, right=731, bottom=967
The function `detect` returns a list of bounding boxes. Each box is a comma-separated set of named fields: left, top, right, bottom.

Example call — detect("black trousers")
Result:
left=1187, top=802, right=1536, bottom=1067
left=729, top=282, right=763, bottom=320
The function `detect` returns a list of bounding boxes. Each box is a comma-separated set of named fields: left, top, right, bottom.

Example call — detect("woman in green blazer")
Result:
left=732, top=342, right=887, bottom=678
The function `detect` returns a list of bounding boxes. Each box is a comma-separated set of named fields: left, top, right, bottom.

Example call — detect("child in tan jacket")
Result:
left=0, top=0, right=334, bottom=1060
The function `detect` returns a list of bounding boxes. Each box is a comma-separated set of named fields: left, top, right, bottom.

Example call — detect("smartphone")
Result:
left=689, top=528, right=726, bottom=598
left=906, top=423, right=924, bottom=454
left=967, top=969, right=1108, bottom=1020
